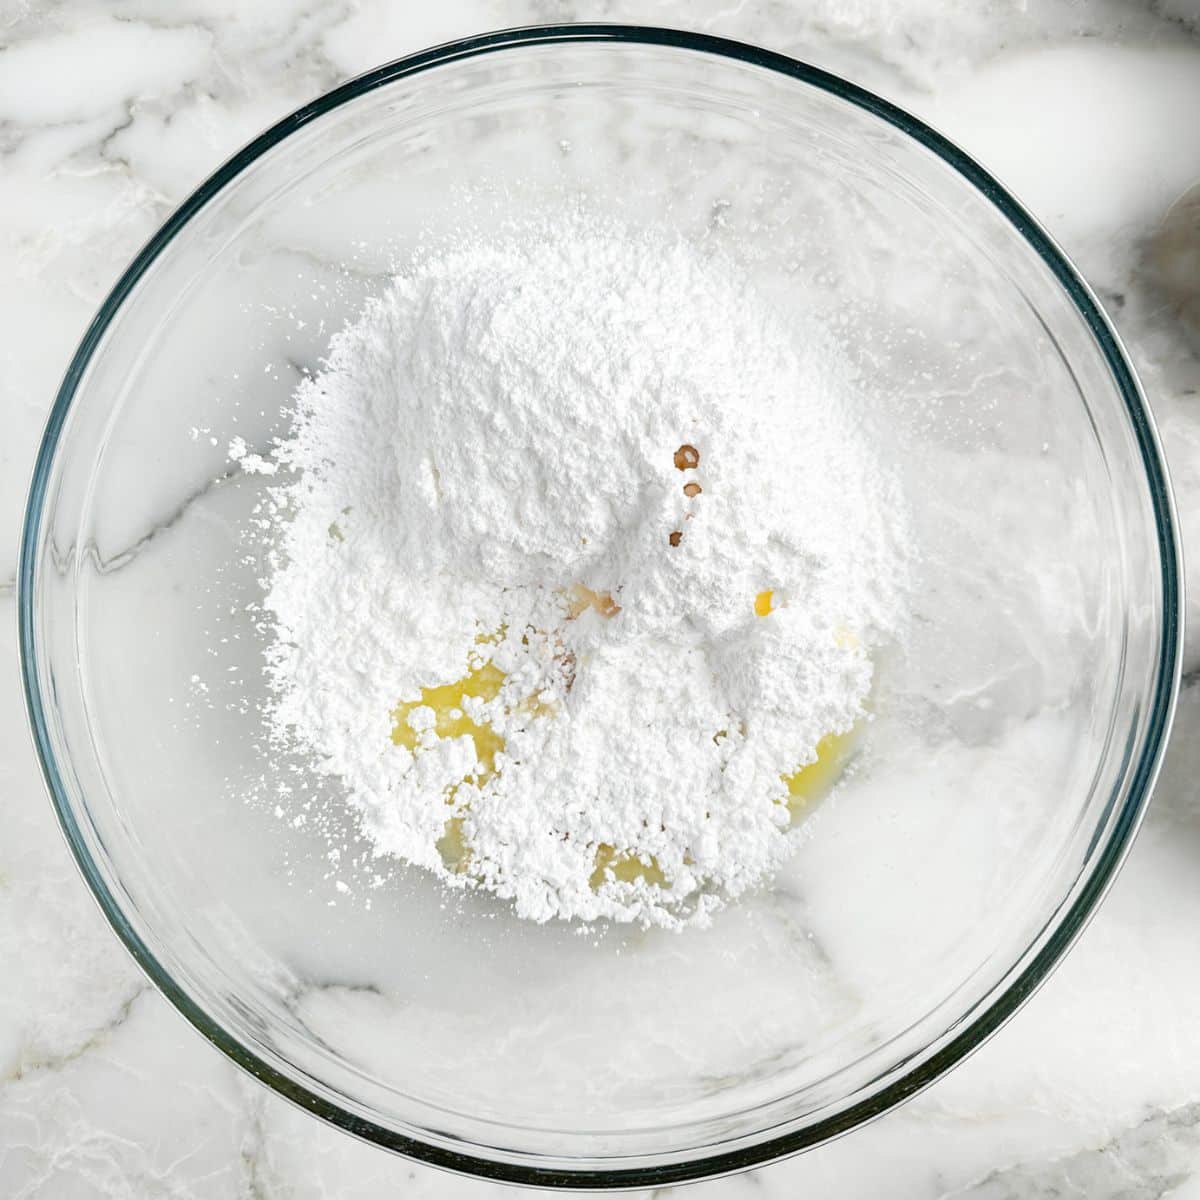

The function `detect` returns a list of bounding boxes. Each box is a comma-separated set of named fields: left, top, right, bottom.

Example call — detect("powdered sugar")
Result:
left=261, top=211, right=910, bottom=929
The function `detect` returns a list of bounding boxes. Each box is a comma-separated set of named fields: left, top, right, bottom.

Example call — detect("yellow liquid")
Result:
left=755, top=588, right=859, bottom=811
left=391, top=660, right=507, bottom=781
left=394, top=592, right=857, bottom=883
left=586, top=731, right=853, bottom=889
left=392, top=660, right=508, bottom=872
left=782, top=728, right=856, bottom=816
left=589, top=843, right=668, bottom=890
left=436, top=815, right=471, bottom=872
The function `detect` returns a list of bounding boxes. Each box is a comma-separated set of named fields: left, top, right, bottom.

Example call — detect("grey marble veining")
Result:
left=4, top=1, right=1200, bottom=1196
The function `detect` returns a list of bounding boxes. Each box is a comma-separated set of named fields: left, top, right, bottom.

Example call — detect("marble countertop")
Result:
left=4, top=1, right=1200, bottom=1196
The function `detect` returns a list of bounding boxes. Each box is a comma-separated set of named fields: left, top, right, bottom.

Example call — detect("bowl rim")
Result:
left=17, top=21, right=1183, bottom=1190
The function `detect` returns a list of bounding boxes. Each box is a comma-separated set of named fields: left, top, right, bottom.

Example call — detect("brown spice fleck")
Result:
left=566, top=585, right=621, bottom=620
left=674, top=444, right=700, bottom=471
left=559, top=648, right=578, bottom=692
left=668, top=530, right=683, bottom=547
left=683, top=481, right=702, bottom=498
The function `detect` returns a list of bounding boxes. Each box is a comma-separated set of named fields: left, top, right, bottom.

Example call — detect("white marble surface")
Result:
left=4, top=1, right=1200, bottom=1195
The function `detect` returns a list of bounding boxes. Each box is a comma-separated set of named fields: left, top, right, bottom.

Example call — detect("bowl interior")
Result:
left=24, top=31, right=1176, bottom=1182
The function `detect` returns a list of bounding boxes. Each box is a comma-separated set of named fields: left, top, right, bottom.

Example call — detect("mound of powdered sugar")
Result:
left=261, top=212, right=910, bottom=929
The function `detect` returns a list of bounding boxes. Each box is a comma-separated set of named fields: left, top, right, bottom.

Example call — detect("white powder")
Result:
left=261, top=211, right=910, bottom=929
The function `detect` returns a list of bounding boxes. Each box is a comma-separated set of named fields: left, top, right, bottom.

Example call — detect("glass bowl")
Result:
left=18, top=25, right=1182, bottom=1189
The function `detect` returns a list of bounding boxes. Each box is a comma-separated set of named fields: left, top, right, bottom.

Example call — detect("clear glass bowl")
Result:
left=18, top=25, right=1182, bottom=1189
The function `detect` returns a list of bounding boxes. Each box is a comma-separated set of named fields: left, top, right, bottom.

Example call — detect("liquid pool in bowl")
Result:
left=19, top=25, right=1180, bottom=1189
